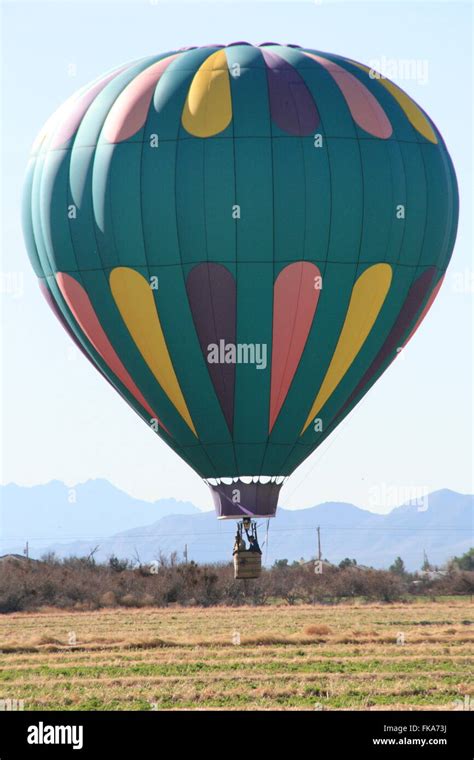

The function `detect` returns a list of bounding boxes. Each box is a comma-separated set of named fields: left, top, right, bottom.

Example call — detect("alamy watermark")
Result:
left=452, top=695, right=473, bottom=711
left=368, top=57, right=429, bottom=86
left=207, top=340, right=267, bottom=370
left=0, top=698, right=24, bottom=711
left=1, top=271, right=24, bottom=299
left=369, top=484, right=429, bottom=512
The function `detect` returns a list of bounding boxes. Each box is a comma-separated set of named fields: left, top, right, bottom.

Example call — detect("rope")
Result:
left=264, top=519, right=270, bottom=565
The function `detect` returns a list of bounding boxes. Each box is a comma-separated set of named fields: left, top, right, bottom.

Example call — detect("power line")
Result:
left=1, top=525, right=471, bottom=543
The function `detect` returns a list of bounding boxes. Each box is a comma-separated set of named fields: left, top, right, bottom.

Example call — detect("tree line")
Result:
left=0, top=548, right=472, bottom=613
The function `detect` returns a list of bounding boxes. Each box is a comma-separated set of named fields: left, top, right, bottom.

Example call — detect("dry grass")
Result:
left=0, top=599, right=472, bottom=710
left=304, top=624, right=332, bottom=636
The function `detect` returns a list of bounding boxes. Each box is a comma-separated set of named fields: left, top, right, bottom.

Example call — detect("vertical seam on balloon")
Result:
left=138, top=63, right=164, bottom=435
left=270, top=49, right=334, bottom=473
left=134, top=57, right=196, bottom=441
left=62, top=72, right=128, bottom=405
left=349, top=62, right=413, bottom=294
left=320, top=132, right=411, bottom=435
left=434, top=149, right=455, bottom=270
left=321, top=68, right=370, bottom=409
left=332, top=131, right=427, bottom=426
left=92, top=55, right=171, bottom=266
left=186, top=95, right=220, bottom=470
left=137, top=50, right=207, bottom=455
left=439, top=143, right=458, bottom=270
left=40, top=132, right=84, bottom=306
left=269, top=263, right=302, bottom=427
left=174, top=52, right=219, bottom=479
left=285, top=63, right=310, bottom=307
left=315, top=132, right=430, bottom=450
left=427, top=146, right=453, bottom=270
left=264, top=53, right=311, bottom=438
left=277, top=57, right=394, bottom=473
left=341, top=59, right=412, bottom=274
left=307, top=273, right=431, bottom=458
left=57, top=272, right=177, bottom=439
left=68, top=66, right=122, bottom=287
left=448, top=145, right=459, bottom=257
left=258, top=45, right=320, bottom=471
left=412, top=131, right=431, bottom=288
left=305, top=264, right=394, bottom=432
left=87, top=64, right=155, bottom=274
left=321, top=276, right=442, bottom=449
left=28, top=157, right=46, bottom=279
left=275, top=51, right=314, bottom=394
left=35, top=136, right=62, bottom=278
left=445, top=151, right=459, bottom=266
left=110, top=269, right=198, bottom=435
left=254, top=49, right=324, bottom=470
left=30, top=147, right=49, bottom=278
left=258, top=45, right=277, bottom=477
left=200, top=51, right=237, bottom=469
left=65, top=58, right=190, bottom=443
left=25, top=159, right=45, bottom=278
left=70, top=67, right=125, bottom=326
left=140, top=52, right=207, bottom=447
left=33, top=133, right=121, bottom=406
left=86, top=58, right=167, bottom=274
left=295, top=55, right=368, bottom=445
left=344, top=57, right=433, bottom=280
left=223, top=46, right=239, bottom=474
left=65, top=68, right=122, bottom=274
left=202, top=53, right=231, bottom=434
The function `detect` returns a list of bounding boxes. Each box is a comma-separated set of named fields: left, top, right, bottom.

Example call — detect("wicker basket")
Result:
left=233, top=550, right=262, bottom=580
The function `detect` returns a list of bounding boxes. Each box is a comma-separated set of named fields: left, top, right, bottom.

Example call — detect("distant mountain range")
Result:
left=0, top=481, right=472, bottom=571
left=0, top=480, right=199, bottom=545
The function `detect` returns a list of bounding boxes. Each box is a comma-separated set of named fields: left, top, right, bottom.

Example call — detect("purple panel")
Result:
left=186, top=263, right=236, bottom=432
left=261, top=49, right=319, bottom=135
left=335, top=267, right=438, bottom=419
left=209, top=481, right=282, bottom=519
left=227, top=42, right=252, bottom=47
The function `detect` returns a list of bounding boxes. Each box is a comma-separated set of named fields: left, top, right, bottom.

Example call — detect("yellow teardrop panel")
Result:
left=181, top=49, right=232, bottom=137
left=301, top=263, right=392, bottom=434
left=350, top=61, right=437, bottom=144
left=110, top=267, right=197, bottom=435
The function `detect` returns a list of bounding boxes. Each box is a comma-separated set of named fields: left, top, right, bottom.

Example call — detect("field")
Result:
left=0, top=599, right=472, bottom=711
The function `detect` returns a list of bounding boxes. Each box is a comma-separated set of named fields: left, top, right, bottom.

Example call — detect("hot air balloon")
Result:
left=22, top=43, right=458, bottom=579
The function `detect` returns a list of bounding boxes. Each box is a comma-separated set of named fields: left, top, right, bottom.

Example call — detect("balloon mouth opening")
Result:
left=206, top=477, right=285, bottom=519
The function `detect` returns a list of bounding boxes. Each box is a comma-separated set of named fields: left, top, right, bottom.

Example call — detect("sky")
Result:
left=1, top=0, right=472, bottom=514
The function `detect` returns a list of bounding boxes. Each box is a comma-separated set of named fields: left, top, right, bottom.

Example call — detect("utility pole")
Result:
left=24, top=541, right=29, bottom=560
left=317, top=526, right=321, bottom=562
left=184, top=544, right=188, bottom=564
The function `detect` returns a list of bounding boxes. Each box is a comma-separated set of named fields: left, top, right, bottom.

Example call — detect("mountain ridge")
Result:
left=1, top=482, right=471, bottom=570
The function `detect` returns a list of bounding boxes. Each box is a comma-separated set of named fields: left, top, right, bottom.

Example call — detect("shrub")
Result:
left=100, top=591, right=117, bottom=607
left=0, top=553, right=470, bottom=611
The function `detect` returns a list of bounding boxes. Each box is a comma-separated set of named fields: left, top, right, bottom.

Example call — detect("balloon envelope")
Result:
left=23, top=43, right=458, bottom=518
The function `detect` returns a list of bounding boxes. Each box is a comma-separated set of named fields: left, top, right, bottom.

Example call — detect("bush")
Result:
left=100, top=591, right=117, bottom=607
left=121, top=594, right=138, bottom=607
left=0, top=553, right=471, bottom=612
